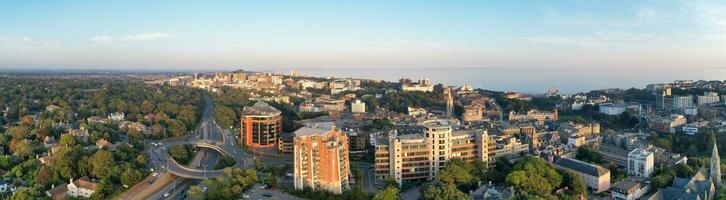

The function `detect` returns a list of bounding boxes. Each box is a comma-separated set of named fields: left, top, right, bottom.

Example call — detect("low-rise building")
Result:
left=611, top=178, right=650, bottom=200
left=554, top=157, right=611, bottom=193
left=682, top=121, right=709, bottom=135
left=648, top=114, right=686, bottom=133
left=599, top=102, right=642, bottom=115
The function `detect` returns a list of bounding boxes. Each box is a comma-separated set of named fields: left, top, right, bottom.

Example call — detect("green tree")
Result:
left=373, top=186, right=401, bottom=200
left=188, top=185, right=205, bottom=200
left=121, top=168, right=143, bottom=187
left=560, top=169, right=587, bottom=196
left=91, top=150, right=115, bottom=180
left=421, top=181, right=468, bottom=200
left=59, top=134, right=77, bottom=147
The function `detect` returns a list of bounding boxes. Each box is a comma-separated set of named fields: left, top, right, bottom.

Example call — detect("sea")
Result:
left=262, top=67, right=726, bottom=95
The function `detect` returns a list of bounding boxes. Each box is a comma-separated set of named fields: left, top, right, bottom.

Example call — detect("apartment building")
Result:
left=697, top=92, right=720, bottom=106
left=374, top=119, right=493, bottom=186
left=648, top=114, right=686, bottom=133
left=628, top=148, right=654, bottom=178
left=241, top=101, right=282, bottom=148
left=293, top=122, right=350, bottom=194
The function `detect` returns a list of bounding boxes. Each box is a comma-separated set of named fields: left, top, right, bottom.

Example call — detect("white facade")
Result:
left=599, top=103, right=627, bottom=115
left=628, top=148, right=654, bottom=178
left=697, top=92, right=720, bottom=106
left=351, top=100, right=366, bottom=113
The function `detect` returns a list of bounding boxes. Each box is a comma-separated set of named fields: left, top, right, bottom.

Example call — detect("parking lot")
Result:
left=244, top=183, right=305, bottom=200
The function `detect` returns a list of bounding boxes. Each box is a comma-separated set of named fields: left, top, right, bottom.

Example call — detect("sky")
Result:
left=1, top=0, right=726, bottom=73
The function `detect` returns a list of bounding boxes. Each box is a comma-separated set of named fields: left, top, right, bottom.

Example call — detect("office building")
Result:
left=241, top=101, right=282, bottom=148
left=628, top=148, right=654, bottom=178
left=293, top=122, right=350, bottom=194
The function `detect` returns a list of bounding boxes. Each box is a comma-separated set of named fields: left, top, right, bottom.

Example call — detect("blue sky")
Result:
left=1, top=0, right=725, bottom=71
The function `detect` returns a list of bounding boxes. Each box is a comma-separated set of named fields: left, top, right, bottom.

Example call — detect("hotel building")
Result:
left=293, top=122, right=350, bottom=194
left=241, top=101, right=282, bottom=148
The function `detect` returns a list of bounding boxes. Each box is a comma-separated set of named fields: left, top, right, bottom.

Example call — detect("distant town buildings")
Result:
left=697, top=92, right=720, bottom=106
left=241, top=101, right=282, bottom=148
left=351, top=100, right=366, bottom=113
left=508, top=109, right=558, bottom=126
left=401, top=79, right=434, bottom=92
left=293, top=122, right=350, bottom=194
left=598, top=102, right=642, bottom=116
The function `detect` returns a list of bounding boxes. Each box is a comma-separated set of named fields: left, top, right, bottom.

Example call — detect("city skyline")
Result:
left=1, top=1, right=726, bottom=73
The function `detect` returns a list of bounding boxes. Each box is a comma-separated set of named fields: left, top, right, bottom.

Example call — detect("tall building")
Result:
left=628, top=148, right=654, bottom=178
left=374, top=119, right=494, bottom=186
left=293, top=122, right=350, bottom=194
left=241, top=101, right=282, bottom=148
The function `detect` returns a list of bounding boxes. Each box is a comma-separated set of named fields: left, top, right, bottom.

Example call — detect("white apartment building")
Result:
left=351, top=100, right=366, bottom=113
left=697, top=92, right=720, bottom=106
left=628, top=148, right=654, bottom=178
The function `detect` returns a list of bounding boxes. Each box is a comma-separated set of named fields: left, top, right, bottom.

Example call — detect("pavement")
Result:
left=245, top=183, right=305, bottom=200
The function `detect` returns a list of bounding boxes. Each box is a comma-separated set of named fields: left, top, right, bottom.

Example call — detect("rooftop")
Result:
left=241, top=101, right=282, bottom=116
left=294, top=122, right=336, bottom=137
left=555, top=157, right=610, bottom=177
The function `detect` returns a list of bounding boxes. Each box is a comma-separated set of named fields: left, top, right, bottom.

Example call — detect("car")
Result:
left=163, top=192, right=170, bottom=197
left=203, top=186, right=208, bottom=191
left=148, top=179, right=155, bottom=184
left=242, top=194, right=250, bottom=199
left=260, top=185, right=267, bottom=189
left=262, top=193, right=272, bottom=198
left=152, top=172, right=159, bottom=177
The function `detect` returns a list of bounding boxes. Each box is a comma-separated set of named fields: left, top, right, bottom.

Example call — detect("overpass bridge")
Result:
left=165, top=139, right=254, bottom=179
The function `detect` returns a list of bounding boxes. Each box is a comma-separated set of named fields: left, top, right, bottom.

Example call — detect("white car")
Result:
left=242, top=194, right=250, bottom=199
left=163, top=192, right=170, bottom=197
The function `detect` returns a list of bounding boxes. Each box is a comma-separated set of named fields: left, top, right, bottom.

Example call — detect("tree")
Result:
left=421, top=181, right=468, bottom=200
left=575, top=146, right=602, bottom=163
left=168, top=144, right=193, bottom=164
left=188, top=185, right=205, bottom=200
left=59, top=134, right=77, bottom=147
left=121, top=168, right=143, bottom=187
left=12, top=139, right=32, bottom=158
left=505, top=156, right=562, bottom=196
left=560, top=169, right=587, bottom=196
left=91, top=150, right=115, bottom=180
left=7, top=187, right=41, bottom=200
left=373, top=186, right=401, bottom=200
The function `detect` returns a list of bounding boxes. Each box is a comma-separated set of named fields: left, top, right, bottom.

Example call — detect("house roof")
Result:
left=555, top=157, right=609, bottom=177
left=72, top=176, right=97, bottom=191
